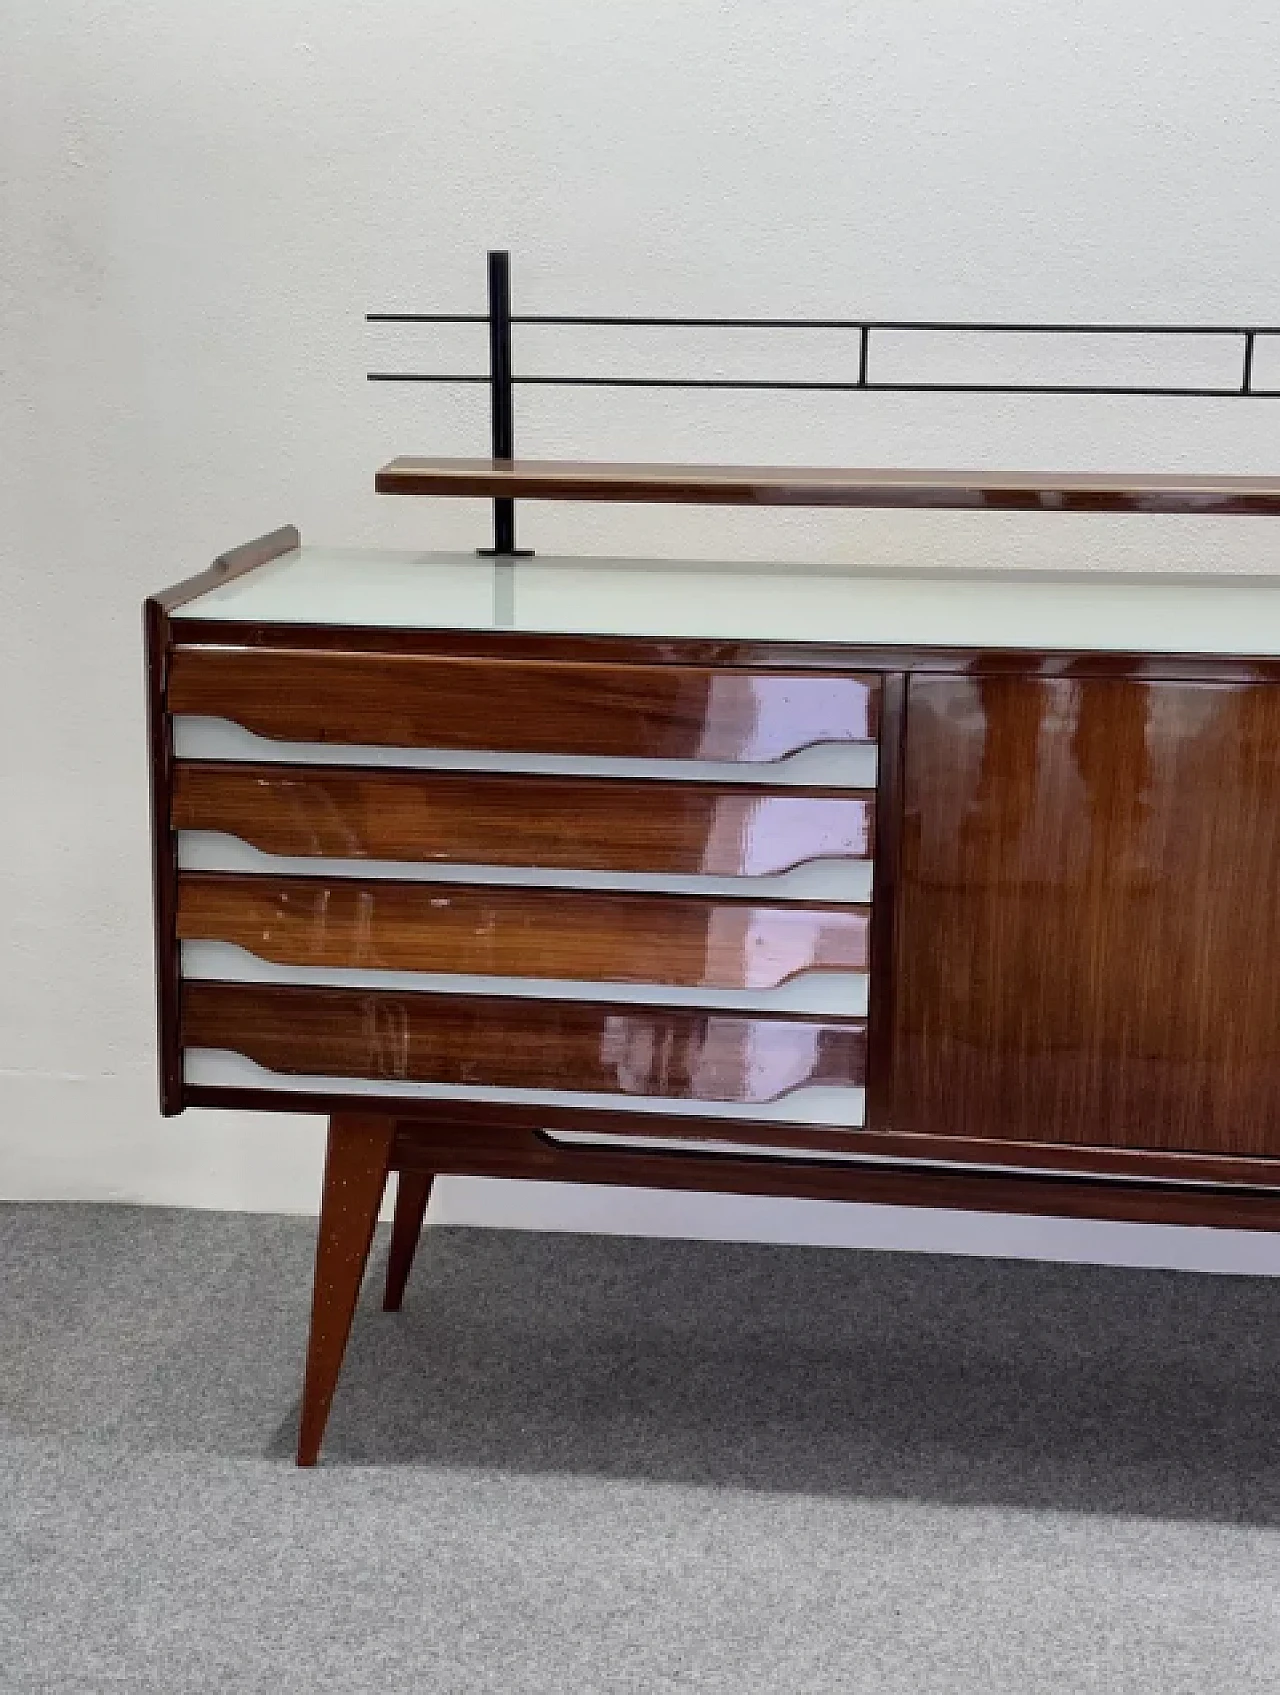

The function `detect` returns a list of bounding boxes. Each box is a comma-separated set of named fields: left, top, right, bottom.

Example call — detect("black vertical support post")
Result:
left=479, top=249, right=530, bottom=556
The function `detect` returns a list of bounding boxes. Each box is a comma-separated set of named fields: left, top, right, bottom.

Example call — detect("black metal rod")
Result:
left=371, top=312, right=1280, bottom=335
left=485, top=249, right=520, bottom=556
left=488, top=253, right=515, bottom=460
left=368, top=373, right=490, bottom=383
left=369, top=371, right=1276, bottom=399
left=367, top=263, right=1279, bottom=408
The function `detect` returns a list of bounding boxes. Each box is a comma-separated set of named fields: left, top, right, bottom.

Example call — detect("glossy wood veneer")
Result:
left=387, top=1120, right=1280, bottom=1233
left=171, top=763, right=874, bottom=875
left=864, top=672, right=906, bottom=1129
left=179, top=1077, right=1280, bottom=1184
left=147, top=527, right=302, bottom=1115
left=376, top=457, right=1280, bottom=516
left=149, top=527, right=1280, bottom=1215
left=894, top=675, right=1280, bottom=1157
left=169, top=616, right=1280, bottom=686
left=182, top=981, right=867, bottom=1104
left=168, top=648, right=878, bottom=758
left=185, top=1084, right=876, bottom=1152
left=176, top=873, right=870, bottom=987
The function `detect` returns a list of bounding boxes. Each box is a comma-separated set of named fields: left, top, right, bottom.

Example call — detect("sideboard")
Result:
left=147, top=458, right=1280, bottom=1463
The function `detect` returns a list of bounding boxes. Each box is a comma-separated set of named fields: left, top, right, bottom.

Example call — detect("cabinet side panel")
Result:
left=145, top=599, right=183, bottom=1112
left=893, top=674, right=1280, bottom=1157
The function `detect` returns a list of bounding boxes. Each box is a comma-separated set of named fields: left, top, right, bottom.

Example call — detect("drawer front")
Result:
left=168, top=647, right=880, bottom=761
left=177, top=873, right=870, bottom=989
left=171, top=763, right=873, bottom=876
left=182, top=981, right=866, bottom=1107
left=167, top=644, right=880, bottom=1134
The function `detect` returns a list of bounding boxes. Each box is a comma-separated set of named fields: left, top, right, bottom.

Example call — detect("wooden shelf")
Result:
left=375, top=456, right=1280, bottom=516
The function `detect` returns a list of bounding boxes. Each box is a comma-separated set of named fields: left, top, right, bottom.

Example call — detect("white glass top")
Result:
left=175, top=546, right=1280, bottom=655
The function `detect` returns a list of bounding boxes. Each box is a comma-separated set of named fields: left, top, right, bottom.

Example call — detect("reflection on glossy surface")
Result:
left=176, top=829, right=877, bottom=903
left=176, top=873, right=870, bottom=988
left=894, top=675, right=1280, bottom=1155
left=173, top=546, right=1280, bottom=655
left=171, top=763, right=873, bottom=876
left=186, top=1049, right=867, bottom=1125
left=182, top=981, right=867, bottom=1104
left=694, top=672, right=877, bottom=758
left=168, top=648, right=878, bottom=759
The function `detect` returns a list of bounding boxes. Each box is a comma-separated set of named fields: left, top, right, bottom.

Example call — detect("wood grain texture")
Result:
left=168, top=647, right=878, bottom=757
left=383, top=1169, right=434, bottom=1312
left=297, top=1113, right=394, bottom=1466
left=183, top=1084, right=874, bottom=1152
left=864, top=672, right=906, bottom=1129
left=376, top=457, right=1280, bottom=516
left=176, top=1080, right=1280, bottom=1204
left=387, top=1120, right=1280, bottom=1234
left=169, top=616, right=1280, bottom=683
left=176, top=872, right=870, bottom=988
left=181, top=981, right=867, bottom=1104
left=171, top=762, right=873, bottom=875
left=179, top=1076, right=1280, bottom=1185
left=893, top=675, right=1280, bottom=1157
left=152, top=526, right=300, bottom=614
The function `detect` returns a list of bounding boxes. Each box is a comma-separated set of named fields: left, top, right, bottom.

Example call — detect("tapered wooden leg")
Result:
left=297, top=1113, right=395, bottom=1467
left=383, top=1169, right=435, bottom=1312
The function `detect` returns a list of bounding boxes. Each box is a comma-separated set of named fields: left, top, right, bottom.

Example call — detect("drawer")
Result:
left=167, top=647, right=880, bottom=762
left=176, top=873, right=870, bottom=988
left=171, top=763, right=874, bottom=876
left=181, top=981, right=867, bottom=1107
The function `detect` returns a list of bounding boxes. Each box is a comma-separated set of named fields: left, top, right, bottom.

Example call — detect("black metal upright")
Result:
left=479, top=249, right=530, bottom=556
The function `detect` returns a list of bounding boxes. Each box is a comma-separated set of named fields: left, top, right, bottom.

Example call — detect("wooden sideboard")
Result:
left=147, top=459, right=1280, bottom=1463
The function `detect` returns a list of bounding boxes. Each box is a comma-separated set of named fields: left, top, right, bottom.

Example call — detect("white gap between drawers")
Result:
left=176, top=833, right=876, bottom=903
left=172, top=717, right=878, bottom=788
left=181, top=941, right=870, bottom=1017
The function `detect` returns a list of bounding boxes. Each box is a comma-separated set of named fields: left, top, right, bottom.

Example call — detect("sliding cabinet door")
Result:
left=892, top=674, right=1280, bottom=1157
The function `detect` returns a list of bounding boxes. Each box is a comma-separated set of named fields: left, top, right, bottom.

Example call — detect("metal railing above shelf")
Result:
left=367, top=251, right=1280, bottom=552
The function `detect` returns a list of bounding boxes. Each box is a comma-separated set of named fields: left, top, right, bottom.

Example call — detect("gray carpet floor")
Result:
left=2, top=1205, right=1278, bottom=1693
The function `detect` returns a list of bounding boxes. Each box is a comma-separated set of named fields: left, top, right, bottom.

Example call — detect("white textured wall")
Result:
left=4, top=0, right=1280, bottom=1272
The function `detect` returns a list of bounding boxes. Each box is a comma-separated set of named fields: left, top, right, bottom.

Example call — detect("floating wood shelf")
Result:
left=375, top=456, right=1280, bottom=516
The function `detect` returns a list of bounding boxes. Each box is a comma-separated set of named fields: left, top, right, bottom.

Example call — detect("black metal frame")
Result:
left=367, top=249, right=1280, bottom=556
